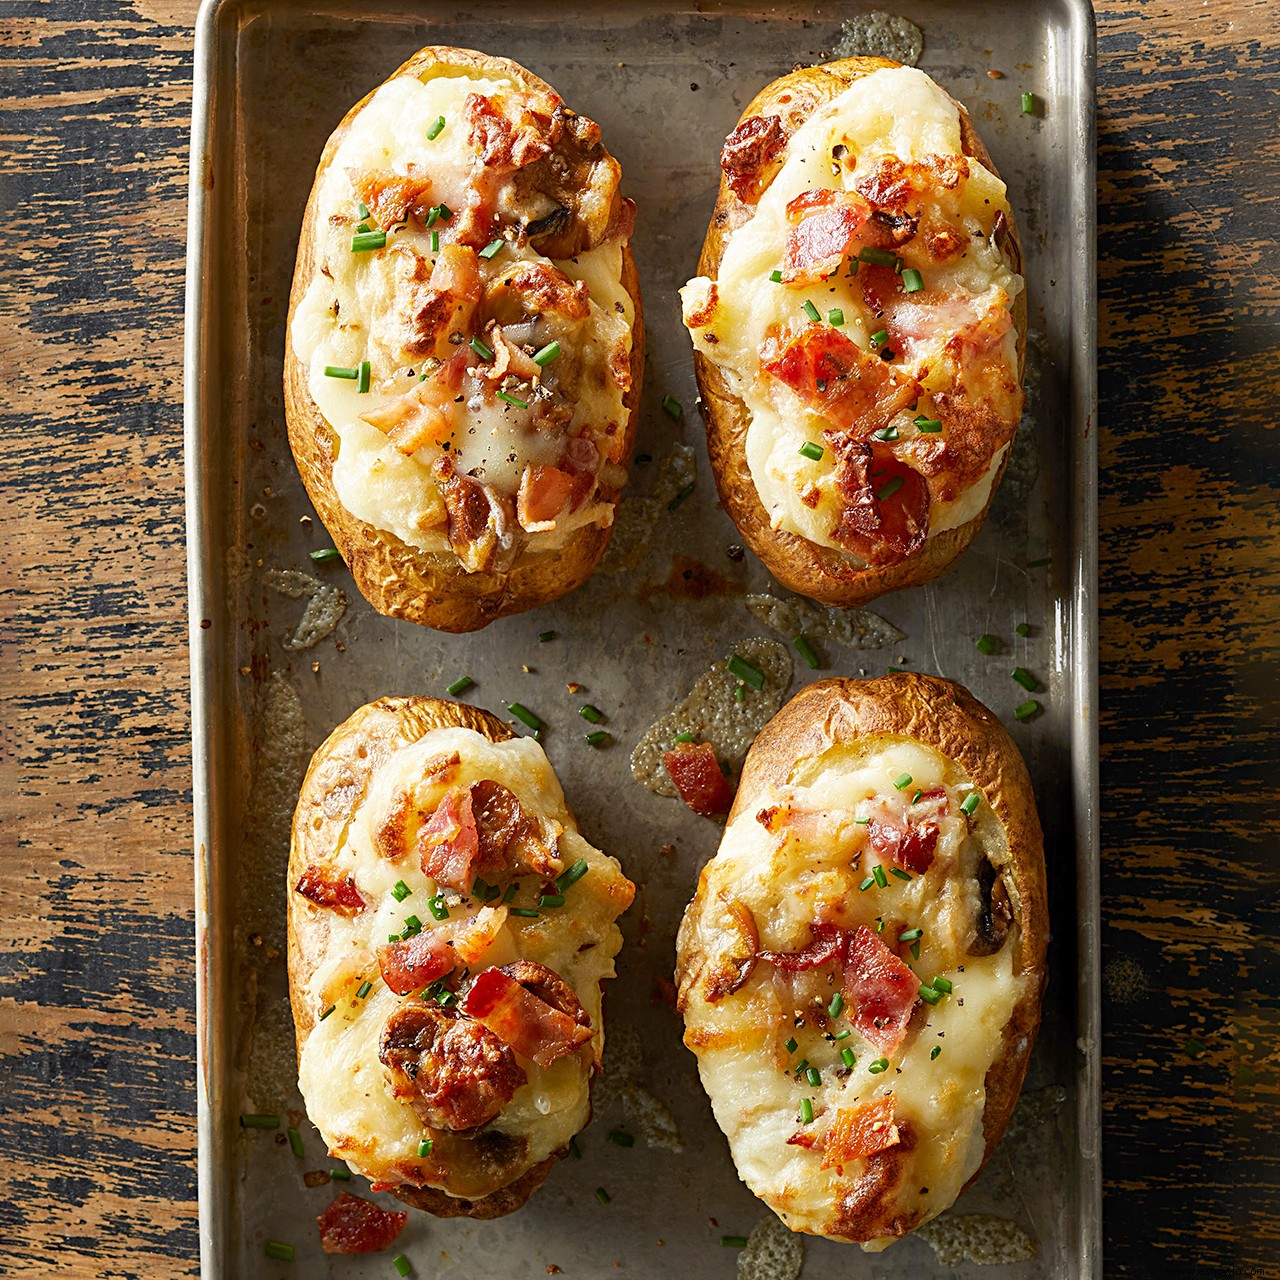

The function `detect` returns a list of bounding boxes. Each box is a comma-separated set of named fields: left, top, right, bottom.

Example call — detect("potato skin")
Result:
left=287, top=696, right=565, bottom=1220
left=677, top=674, right=1048, bottom=1231
left=694, top=57, right=1027, bottom=607
left=284, top=47, right=644, bottom=633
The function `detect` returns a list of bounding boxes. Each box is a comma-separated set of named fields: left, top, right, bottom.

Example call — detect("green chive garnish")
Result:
left=430, top=230, right=439, bottom=252
left=769, top=269, right=783, bottom=283
left=323, top=365, right=359, bottom=380
left=932, top=976, right=953, bottom=994
left=1021, top=91, right=1037, bottom=115
left=1016, top=622, right=1032, bottom=637
left=858, top=247, right=899, bottom=267
left=579, top=704, right=604, bottom=724
left=538, top=630, right=557, bottom=641
left=833, top=1028, right=851, bottom=1040
left=393, top=1254, right=411, bottom=1278
left=427, top=115, right=446, bottom=139
left=878, top=476, right=904, bottom=501
left=869, top=329, right=889, bottom=346
left=427, top=895, right=448, bottom=922
left=607, top=1129, right=635, bottom=1148
left=502, top=882, right=519, bottom=904
left=785, top=1037, right=798, bottom=1054
left=911, top=940, right=921, bottom=961
left=871, top=425, right=899, bottom=442
left=240, top=1114, right=279, bottom=1129
left=538, top=893, right=565, bottom=909
left=728, top=653, right=766, bottom=690
left=902, top=268, right=924, bottom=293
left=793, top=635, right=820, bottom=669
left=931, top=1045, right=942, bottom=1060
left=661, top=394, right=683, bottom=419
left=351, top=230, right=386, bottom=252
left=799, top=1098, right=814, bottom=1124
left=496, top=391, right=528, bottom=409
left=794, top=1059, right=809, bottom=1075
left=805, top=1066, right=821, bottom=1087
left=798, top=440, right=824, bottom=461
left=841, top=1047, right=856, bottom=1069
left=1012, top=667, right=1038, bottom=691
left=470, top=336, right=495, bottom=360
left=556, top=858, right=589, bottom=891
left=287, top=1126, right=304, bottom=1157
left=828, top=992, right=844, bottom=1018
left=509, top=907, right=539, bottom=918
left=356, top=360, right=371, bottom=393
left=265, top=1242, right=295, bottom=1261
left=532, top=341, right=561, bottom=367
left=868, top=1058, right=889, bottom=1074
left=667, top=483, right=694, bottom=511
left=859, top=876, right=875, bottom=891
left=722, top=1235, right=749, bottom=1247
left=479, top=237, right=506, bottom=259
left=855, top=816, right=871, bottom=825
left=890, top=868, right=912, bottom=882
left=872, top=865, right=888, bottom=889
left=356, top=201, right=370, bottom=220
left=507, top=702, right=542, bottom=731
left=446, top=675, right=474, bottom=696
left=330, top=1167, right=351, bottom=1180
left=893, top=773, right=913, bottom=790
left=914, top=416, right=942, bottom=433
left=418, top=1138, right=434, bottom=1157
left=309, top=547, right=341, bottom=564
left=960, top=791, right=980, bottom=816
left=919, top=985, right=942, bottom=1005
left=672, top=731, right=694, bottom=744
left=585, top=730, right=609, bottom=746
left=356, top=980, right=372, bottom=999
left=569, top=1136, right=582, bottom=1159
left=898, top=927, right=922, bottom=943
left=801, top=300, right=821, bottom=323
left=319, top=1005, right=335, bottom=1021
left=1015, top=699, right=1041, bottom=721
left=827, top=307, right=845, bottom=326
left=401, top=914, right=423, bottom=936
left=595, top=1187, right=611, bottom=1205
left=975, top=634, right=998, bottom=655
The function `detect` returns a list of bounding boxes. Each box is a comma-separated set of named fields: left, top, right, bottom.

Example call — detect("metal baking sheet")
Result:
left=185, top=1, right=1098, bottom=1275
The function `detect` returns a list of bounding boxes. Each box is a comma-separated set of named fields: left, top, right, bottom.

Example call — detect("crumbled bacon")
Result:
left=465, top=92, right=555, bottom=172
left=349, top=167, right=434, bottom=228
left=821, top=1097, right=901, bottom=1168
left=662, top=742, right=733, bottom=817
left=361, top=384, right=452, bottom=456
left=376, top=929, right=455, bottom=995
left=853, top=153, right=969, bottom=213
left=295, top=865, right=369, bottom=915
left=781, top=188, right=870, bottom=284
left=866, top=788, right=948, bottom=875
left=720, top=114, right=788, bottom=203
left=517, top=464, right=576, bottom=531
left=758, top=921, right=848, bottom=972
left=461, top=964, right=594, bottom=1068
left=823, top=439, right=930, bottom=568
left=418, top=785, right=480, bottom=891
left=841, top=925, right=920, bottom=1055
left=316, top=1192, right=408, bottom=1255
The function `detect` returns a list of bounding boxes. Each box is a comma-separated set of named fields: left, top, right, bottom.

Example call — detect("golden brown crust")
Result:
left=694, top=57, right=1026, bottom=607
left=284, top=46, right=644, bottom=633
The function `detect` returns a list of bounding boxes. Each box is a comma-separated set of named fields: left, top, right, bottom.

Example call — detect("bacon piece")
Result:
left=842, top=925, right=920, bottom=1055
left=484, top=323, right=542, bottom=384
left=376, top=929, right=455, bottom=995
left=704, top=895, right=759, bottom=1002
left=295, top=865, right=368, bottom=915
left=867, top=788, right=948, bottom=875
left=349, top=167, right=433, bottom=228
left=758, top=921, right=849, bottom=972
left=464, top=92, right=554, bottom=171
left=821, top=1097, right=901, bottom=1168
left=517, top=464, right=576, bottom=531
left=823, top=440, right=929, bottom=568
left=316, top=1192, right=408, bottom=1255
left=418, top=785, right=480, bottom=891
left=858, top=263, right=904, bottom=319
left=361, top=384, right=453, bottom=456
left=853, top=153, right=969, bottom=213
left=720, top=114, right=788, bottom=203
left=662, top=742, right=733, bottom=817
left=762, top=326, right=920, bottom=438
left=461, top=964, right=594, bottom=1069
left=781, top=188, right=871, bottom=284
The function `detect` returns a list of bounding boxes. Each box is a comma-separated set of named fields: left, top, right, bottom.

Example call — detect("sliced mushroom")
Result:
left=968, top=854, right=1014, bottom=956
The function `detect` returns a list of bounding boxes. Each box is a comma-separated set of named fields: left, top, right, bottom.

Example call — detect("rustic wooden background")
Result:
left=2, top=0, right=1277, bottom=1276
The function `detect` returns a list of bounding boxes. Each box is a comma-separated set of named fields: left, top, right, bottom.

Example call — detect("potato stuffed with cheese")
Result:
left=286, top=47, right=642, bottom=632
left=676, top=675, right=1047, bottom=1248
left=682, top=59, right=1025, bottom=606
left=288, top=697, right=634, bottom=1217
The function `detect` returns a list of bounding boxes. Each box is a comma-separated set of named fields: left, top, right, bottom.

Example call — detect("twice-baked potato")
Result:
left=676, top=675, right=1047, bottom=1248
left=286, top=47, right=643, bottom=632
left=288, top=696, right=634, bottom=1217
left=682, top=59, right=1025, bottom=607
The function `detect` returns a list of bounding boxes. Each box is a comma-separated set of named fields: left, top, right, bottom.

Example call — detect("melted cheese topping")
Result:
left=682, top=67, right=1022, bottom=556
left=297, top=728, right=632, bottom=1200
left=290, top=72, right=634, bottom=555
left=679, top=736, right=1024, bottom=1248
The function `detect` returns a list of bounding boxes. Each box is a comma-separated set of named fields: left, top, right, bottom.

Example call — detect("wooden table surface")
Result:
left=3, top=1, right=1277, bottom=1276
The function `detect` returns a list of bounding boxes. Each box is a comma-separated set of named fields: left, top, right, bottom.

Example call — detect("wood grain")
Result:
left=1, top=1, right=1277, bottom=1276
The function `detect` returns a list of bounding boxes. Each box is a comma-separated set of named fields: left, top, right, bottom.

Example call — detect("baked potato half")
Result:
left=286, top=47, right=643, bottom=632
left=676, top=675, right=1047, bottom=1248
left=682, top=59, right=1026, bottom=607
left=288, top=696, right=634, bottom=1217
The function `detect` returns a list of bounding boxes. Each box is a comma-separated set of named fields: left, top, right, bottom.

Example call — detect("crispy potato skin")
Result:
left=288, top=696, right=566, bottom=1220
left=677, top=674, right=1048, bottom=1237
left=284, top=47, right=644, bottom=633
left=694, top=57, right=1027, bottom=607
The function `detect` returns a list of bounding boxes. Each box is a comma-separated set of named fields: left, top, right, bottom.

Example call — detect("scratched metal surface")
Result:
left=185, top=0, right=1097, bottom=1275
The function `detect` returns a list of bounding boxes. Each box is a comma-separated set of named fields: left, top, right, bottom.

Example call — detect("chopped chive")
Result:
left=871, top=425, right=899, bottom=442
left=1015, top=699, right=1041, bottom=721
left=919, top=985, right=942, bottom=1005
left=357, top=201, right=370, bottom=220
left=502, top=882, right=519, bottom=904
left=427, top=895, right=448, bottom=922
left=872, top=865, right=888, bottom=889
left=841, top=1047, right=856, bottom=1069
left=793, top=635, right=820, bottom=669
left=769, top=269, right=783, bottom=283
left=556, top=858, right=589, bottom=891
left=899, top=927, right=922, bottom=943
left=785, top=1037, right=798, bottom=1054
left=721, top=1234, right=749, bottom=1247
left=1012, top=667, right=1038, bottom=691
left=585, top=730, right=609, bottom=746
left=911, top=789, right=923, bottom=804
left=330, top=1167, right=351, bottom=1180
left=798, top=440, right=824, bottom=461
left=876, top=918, right=885, bottom=933
left=902, top=267, right=924, bottom=293
left=890, top=867, right=912, bottom=882
left=309, top=547, right=341, bottom=564
left=672, top=731, right=694, bottom=744
left=799, top=1098, right=814, bottom=1124
left=427, top=115, right=446, bottom=139
left=728, top=653, right=766, bottom=690
left=538, top=630, right=557, bottom=642
left=388, top=933, right=400, bottom=944
left=356, top=221, right=370, bottom=234
left=393, top=1254, right=411, bottom=1277
left=661, top=394, right=684, bottom=419
left=1016, top=622, right=1032, bottom=637
left=430, top=229, right=440, bottom=252
left=833, top=1028, right=852, bottom=1040
left=855, top=816, right=871, bottom=825
left=509, top=907, right=540, bottom=919
left=878, top=475, right=904, bottom=501
left=805, top=1067, right=821, bottom=1087
left=319, top=1005, right=335, bottom=1021
left=507, top=702, right=542, bottom=731
left=351, top=230, right=386, bottom=252
left=607, top=1129, right=635, bottom=1148
left=827, top=307, right=845, bottom=326
left=801, top=300, right=821, bottom=323
left=1027, top=556, right=1052, bottom=568
left=446, top=675, right=474, bottom=696
left=469, top=336, right=495, bottom=360
left=975, top=634, right=998, bottom=655
left=794, top=1059, right=809, bottom=1075
left=911, top=939, right=921, bottom=961
left=239, top=1114, right=279, bottom=1130
left=472, top=878, right=490, bottom=901
left=496, top=391, right=528, bottom=409
left=667, top=483, right=695, bottom=511
left=569, top=1136, right=582, bottom=1159
left=961, top=791, right=981, bottom=816
left=893, top=773, right=913, bottom=791
left=287, top=1126, right=304, bottom=1157
left=532, top=341, right=561, bottom=367
left=914, top=416, right=942, bottom=433
left=357, top=360, right=371, bottom=393
left=930, top=1045, right=942, bottom=1060
left=539, top=893, right=565, bottom=908
left=859, top=876, right=875, bottom=891
left=579, top=704, right=604, bottom=724
left=932, top=975, right=954, bottom=994
left=869, top=328, right=889, bottom=346
left=435, top=203, right=453, bottom=222
left=479, top=237, right=506, bottom=259
left=356, top=980, right=373, bottom=999
left=401, top=914, right=423, bottom=937
left=858, top=246, right=898, bottom=267
left=323, top=365, right=359, bottom=380
left=595, top=1187, right=612, bottom=1205
left=424, top=206, right=440, bottom=228
left=867, top=1058, right=889, bottom=1074
left=412, top=1137, right=433, bottom=1160
left=828, top=992, right=844, bottom=1018
left=265, top=1242, right=295, bottom=1261
left=1022, top=91, right=1038, bottom=115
